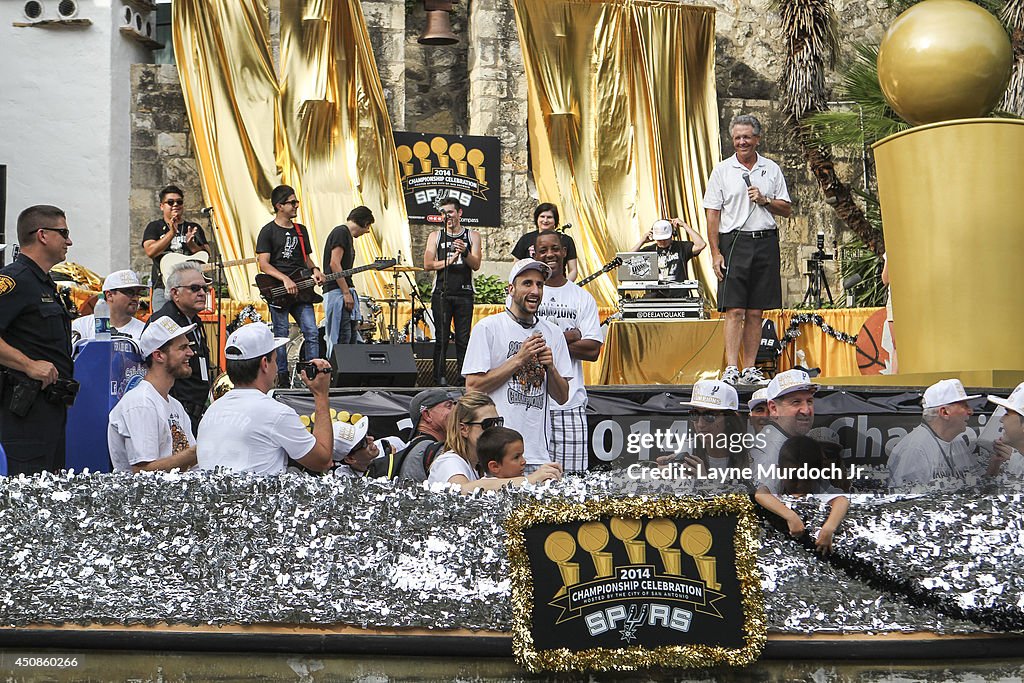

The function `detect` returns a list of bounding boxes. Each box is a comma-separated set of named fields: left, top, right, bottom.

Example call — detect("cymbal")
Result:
left=383, top=265, right=424, bottom=273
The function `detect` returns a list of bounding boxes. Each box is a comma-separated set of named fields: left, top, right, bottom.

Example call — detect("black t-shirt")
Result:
left=511, top=230, right=578, bottom=261
left=142, top=219, right=208, bottom=290
left=433, top=228, right=474, bottom=296
left=0, top=254, right=73, bottom=379
left=148, top=300, right=211, bottom=407
left=322, top=225, right=355, bottom=293
left=255, top=220, right=312, bottom=275
left=641, top=240, right=695, bottom=282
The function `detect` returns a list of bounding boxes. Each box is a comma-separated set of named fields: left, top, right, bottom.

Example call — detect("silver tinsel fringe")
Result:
left=0, top=471, right=1018, bottom=634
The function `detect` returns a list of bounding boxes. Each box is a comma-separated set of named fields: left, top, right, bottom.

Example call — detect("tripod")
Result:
left=802, top=233, right=835, bottom=308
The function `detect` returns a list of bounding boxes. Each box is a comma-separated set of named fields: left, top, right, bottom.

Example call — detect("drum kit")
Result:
left=354, top=263, right=430, bottom=345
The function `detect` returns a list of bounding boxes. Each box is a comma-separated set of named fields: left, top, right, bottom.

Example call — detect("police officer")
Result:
left=0, top=205, right=77, bottom=475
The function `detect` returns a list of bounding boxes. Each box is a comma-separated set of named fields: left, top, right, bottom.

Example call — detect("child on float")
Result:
left=426, top=391, right=562, bottom=492
left=477, top=426, right=528, bottom=479
left=754, top=434, right=849, bottom=554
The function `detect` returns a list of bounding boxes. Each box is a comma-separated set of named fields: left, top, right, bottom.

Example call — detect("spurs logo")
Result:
left=619, top=603, right=648, bottom=643
left=624, top=255, right=652, bottom=279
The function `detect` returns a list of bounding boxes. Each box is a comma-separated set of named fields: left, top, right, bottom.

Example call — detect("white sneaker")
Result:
left=721, top=366, right=740, bottom=385
left=740, top=367, right=770, bottom=386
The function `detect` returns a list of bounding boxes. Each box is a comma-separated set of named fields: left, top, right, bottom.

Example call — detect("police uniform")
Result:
left=149, top=300, right=211, bottom=434
left=0, top=253, right=75, bottom=475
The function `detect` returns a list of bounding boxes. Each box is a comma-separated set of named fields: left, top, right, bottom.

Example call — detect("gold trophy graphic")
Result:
left=610, top=517, right=646, bottom=565
left=467, top=147, right=486, bottom=185
left=396, top=145, right=414, bottom=177
left=645, top=518, right=681, bottom=576
left=577, top=521, right=613, bottom=578
left=680, top=523, right=720, bottom=590
left=544, top=531, right=580, bottom=599
left=430, top=136, right=450, bottom=168
left=449, top=143, right=468, bottom=175
left=413, top=141, right=432, bottom=173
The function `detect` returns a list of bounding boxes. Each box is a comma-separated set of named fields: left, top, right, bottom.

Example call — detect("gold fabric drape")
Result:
left=174, top=0, right=411, bottom=301
left=512, top=0, right=720, bottom=308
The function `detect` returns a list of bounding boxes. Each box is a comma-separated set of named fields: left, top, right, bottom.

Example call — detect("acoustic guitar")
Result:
left=160, top=251, right=259, bottom=284
left=254, top=258, right=396, bottom=309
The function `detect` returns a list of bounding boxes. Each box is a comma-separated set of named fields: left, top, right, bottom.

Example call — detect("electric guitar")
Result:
left=160, top=251, right=259, bottom=284
left=255, top=258, right=396, bottom=309
left=577, top=257, right=623, bottom=287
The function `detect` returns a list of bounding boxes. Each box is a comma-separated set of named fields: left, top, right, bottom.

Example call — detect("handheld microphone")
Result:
left=742, top=172, right=751, bottom=188
left=201, top=206, right=215, bottom=217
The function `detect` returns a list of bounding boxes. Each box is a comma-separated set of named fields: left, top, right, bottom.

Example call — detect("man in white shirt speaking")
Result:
left=197, top=323, right=334, bottom=474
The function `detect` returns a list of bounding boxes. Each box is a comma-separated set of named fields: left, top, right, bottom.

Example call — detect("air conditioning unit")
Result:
left=55, top=0, right=78, bottom=19
left=22, top=0, right=45, bottom=23
left=120, top=7, right=157, bottom=43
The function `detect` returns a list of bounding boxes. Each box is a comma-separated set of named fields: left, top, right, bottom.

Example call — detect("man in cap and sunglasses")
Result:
left=887, top=378, right=982, bottom=486
left=142, top=185, right=210, bottom=313
left=71, top=269, right=146, bottom=343
left=0, top=205, right=78, bottom=474
left=332, top=416, right=380, bottom=477
left=107, top=317, right=198, bottom=473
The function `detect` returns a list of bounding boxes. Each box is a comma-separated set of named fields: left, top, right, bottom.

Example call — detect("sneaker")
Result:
left=740, top=367, right=770, bottom=386
left=721, top=366, right=740, bottom=385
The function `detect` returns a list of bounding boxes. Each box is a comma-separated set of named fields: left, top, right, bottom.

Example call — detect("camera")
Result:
left=297, top=362, right=331, bottom=381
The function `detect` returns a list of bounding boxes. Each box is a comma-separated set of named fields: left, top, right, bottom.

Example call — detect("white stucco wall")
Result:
left=0, top=0, right=150, bottom=274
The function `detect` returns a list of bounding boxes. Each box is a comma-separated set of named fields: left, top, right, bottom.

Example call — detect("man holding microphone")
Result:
left=704, top=114, right=792, bottom=387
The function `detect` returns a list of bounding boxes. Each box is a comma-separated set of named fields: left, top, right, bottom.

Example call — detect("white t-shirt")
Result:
left=462, top=313, right=573, bottom=465
left=702, top=153, right=791, bottom=233
left=887, top=422, right=979, bottom=486
left=197, top=388, right=316, bottom=474
left=107, top=379, right=194, bottom=472
left=427, top=450, right=478, bottom=485
left=72, top=314, right=145, bottom=343
left=537, top=281, right=603, bottom=410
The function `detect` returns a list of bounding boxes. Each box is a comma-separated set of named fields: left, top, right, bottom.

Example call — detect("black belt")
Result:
left=730, top=229, right=777, bottom=239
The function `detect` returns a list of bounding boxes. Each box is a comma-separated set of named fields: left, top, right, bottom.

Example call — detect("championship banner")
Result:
left=505, top=496, right=765, bottom=672
left=394, top=132, right=501, bottom=226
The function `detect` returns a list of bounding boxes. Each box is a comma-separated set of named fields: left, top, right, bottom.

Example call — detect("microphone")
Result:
left=742, top=172, right=751, bottom=187
left=559, top=223, right=573, bottom=232
left=398, top=250, right=403, bottom=265
left=201, top=206, right=215, bottom=217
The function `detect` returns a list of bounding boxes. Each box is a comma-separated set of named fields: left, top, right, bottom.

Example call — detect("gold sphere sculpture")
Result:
left=877, top=0, right=1012, bottom=126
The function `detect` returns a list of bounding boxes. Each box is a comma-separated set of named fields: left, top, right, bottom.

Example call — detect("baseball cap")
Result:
left=224, top=323, right=289, bottom=361
left=139, top=316, right=196, bottom=358
left=766, top=369, right=818, bottom=401
left=409, top=388, right=460, bottom=430
left=681, top=379, right=739, bottom=411
left=921, top=378, right=982, bottom=409
left=748, top=388, right=768, bottom=410
left=987, top=381, right=1024, bottom=416
left=508, top=258, right=551, bottom=284
left=333, top=416, right=370, bottom=461
left=651, top=219, right=673, bottom=240
left=102, top=269, right=143, bottom=292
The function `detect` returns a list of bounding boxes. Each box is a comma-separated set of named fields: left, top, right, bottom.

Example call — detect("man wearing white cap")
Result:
left=71, top=270, right=146, bottom=343
left=332, top=417, right=380, bottom=478
left=750, top=369, right=818, bottom=494
left=197, top=324, right=334, bottom=474
left=887, top=378, right=981, bottom=486
left=106, top=316, right=198, bottom=473
left=464, top=259, right=572, bottom=471
left=987, top=382, right=1024, bottom=477
left=631, top=218, right=706, bottom=294
left=747, top=388, right=770, bottom=436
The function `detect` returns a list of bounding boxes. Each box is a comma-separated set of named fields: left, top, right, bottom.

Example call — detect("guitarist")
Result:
left=142, top=185, right=210, bottom=313
left=256, top=185, right=325, bottom=388
left=322, top=206, right=374, bottom=358
left=534, top=232, right=603, bottom=473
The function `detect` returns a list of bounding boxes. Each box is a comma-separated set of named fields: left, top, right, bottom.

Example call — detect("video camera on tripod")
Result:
left=803, top=231, right=835, bottom=307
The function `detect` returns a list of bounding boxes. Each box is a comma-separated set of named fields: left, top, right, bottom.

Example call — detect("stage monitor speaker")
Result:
left=333, top=344, right=416, bottom=387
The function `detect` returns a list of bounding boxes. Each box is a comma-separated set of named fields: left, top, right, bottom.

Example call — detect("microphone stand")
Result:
left=436, top=216, right=452, bottom=386
left=202, top=208, right=225, bottom=374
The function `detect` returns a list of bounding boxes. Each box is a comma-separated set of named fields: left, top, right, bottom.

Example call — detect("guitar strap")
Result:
left=294, top=223, right=309, bottom=263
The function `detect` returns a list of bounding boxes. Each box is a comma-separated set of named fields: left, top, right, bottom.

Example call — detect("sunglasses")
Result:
left=114, top=288, right=145, bottom=297
left=463, top=416, right=504, bottom=431
left=174, top=284, right=207, bottom=293
left=33, top=227, right=70, bottom=240
left=692, top=411, right=722, bottom=423
left=281, top=199, right=300, bottom=207
left=163, top=199, right=184, bottom=206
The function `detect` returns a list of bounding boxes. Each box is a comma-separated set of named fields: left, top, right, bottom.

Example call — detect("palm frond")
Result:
left=774, top=0, right=839, bottom=120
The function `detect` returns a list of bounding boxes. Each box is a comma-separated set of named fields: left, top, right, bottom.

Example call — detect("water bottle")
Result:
left=94, top=293, right=111, bottom=340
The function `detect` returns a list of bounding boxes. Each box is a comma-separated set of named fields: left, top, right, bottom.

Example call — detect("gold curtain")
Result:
left=511, top=0, right=720, bottom=308
left=174, top=0, right=411, bottom=301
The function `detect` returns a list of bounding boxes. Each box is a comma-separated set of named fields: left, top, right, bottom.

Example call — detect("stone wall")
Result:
left=129, top=0, right=894, bottom=305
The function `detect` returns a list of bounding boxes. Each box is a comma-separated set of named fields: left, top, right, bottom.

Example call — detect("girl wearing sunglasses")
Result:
left=427, top=391, right=562, bottom=492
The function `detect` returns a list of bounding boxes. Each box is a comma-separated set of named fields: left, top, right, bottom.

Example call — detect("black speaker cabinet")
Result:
left=333, top=344, right=417, bottom=387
